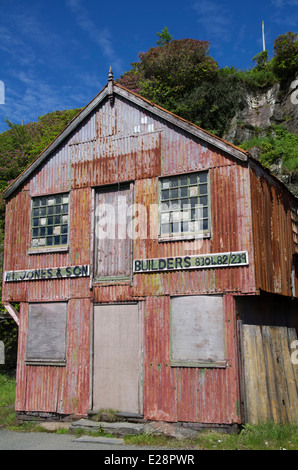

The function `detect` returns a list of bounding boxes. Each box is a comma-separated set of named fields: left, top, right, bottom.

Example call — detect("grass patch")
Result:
left=0, top=373, right=17, bottom=428
left=125, top=423, right=298, bottom=450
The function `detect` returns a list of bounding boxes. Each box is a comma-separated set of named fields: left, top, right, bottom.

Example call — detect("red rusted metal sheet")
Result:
left=71, top=98, right=161, bottom=190
left=143, top=294, right=241, bottom=423
left=144, top=296, right=177, bottom=421
left=250, top=163, right=296, bottom=297
left=15, top=299, right=91, bottom=416
left=132, top=163, right=255, bottom=298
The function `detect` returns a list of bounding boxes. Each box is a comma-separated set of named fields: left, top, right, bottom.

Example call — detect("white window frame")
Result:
left=29, top=192, right=70, bottom=254
left=158, top=171, right=211, bottom=241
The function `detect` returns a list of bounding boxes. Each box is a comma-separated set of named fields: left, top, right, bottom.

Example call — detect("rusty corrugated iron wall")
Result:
left=15, top=299, right=91, bottom=415
left=143, top=295, right=241, bottom=423
left=2, top=86, right=297, bottom=421
left=249, top=162, right=297, bottom=297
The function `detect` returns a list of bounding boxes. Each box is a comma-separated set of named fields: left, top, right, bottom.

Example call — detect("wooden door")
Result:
left=94, top=184, right=132, bottom=281
left=93, top=303, right=142, bottom=414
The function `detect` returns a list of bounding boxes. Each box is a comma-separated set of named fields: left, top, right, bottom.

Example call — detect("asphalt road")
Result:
left=0, top=429, right=164, bottom=452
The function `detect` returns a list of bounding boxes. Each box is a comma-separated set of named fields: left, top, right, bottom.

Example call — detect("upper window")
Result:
left=31, top=193, right=69, bottom=248
left=159, top=171, right=210, bottom=238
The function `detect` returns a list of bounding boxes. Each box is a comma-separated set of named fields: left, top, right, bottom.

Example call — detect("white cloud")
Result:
left=270, top=0, right=298, bottom=6
left=0, top=69, right=91, bottom=132
left=0, top=25, right=36, bottom=66
left=192, top=0, right=232, bottom=43
left=269, top=0, right=298, bottom=26
left=65, top=0, right=123, bottom=73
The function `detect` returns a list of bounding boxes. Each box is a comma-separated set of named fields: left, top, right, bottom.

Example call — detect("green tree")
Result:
left=118, top=38, right=218, bottom=114
left=253, top=50, right=270, bottom=71
left=272, top=32, right=298, bottom=81
left=156, top=27, right=173, bottom=47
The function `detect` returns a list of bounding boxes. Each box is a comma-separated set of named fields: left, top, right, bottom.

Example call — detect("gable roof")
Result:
left=3, top=76, right=249, bottom=200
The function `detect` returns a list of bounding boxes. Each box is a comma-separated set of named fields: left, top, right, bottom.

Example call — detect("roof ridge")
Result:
left=3, top=79, right=249, bottom=199
left=114, top=81, right=249, bottom=157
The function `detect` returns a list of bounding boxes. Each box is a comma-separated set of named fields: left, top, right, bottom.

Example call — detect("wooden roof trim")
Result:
left=3, top=81, right=248, bottom=200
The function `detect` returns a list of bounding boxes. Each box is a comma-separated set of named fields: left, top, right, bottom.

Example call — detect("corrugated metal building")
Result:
left=2, top=73, right=298, bottom=426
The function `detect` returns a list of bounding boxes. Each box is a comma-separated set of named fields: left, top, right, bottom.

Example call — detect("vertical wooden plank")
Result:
left=269, top=327, right=288, bottom=423
left=279, top=327, right=298, bottom=423
left=242, top=325, right=270, bottom=423
left=254, top=325, right=271, bottom=423
left=262, top=326, right=281, bottom=423
left=242, top=325, right=258, bottom=423
left=237, top=320, right=248, bottom=423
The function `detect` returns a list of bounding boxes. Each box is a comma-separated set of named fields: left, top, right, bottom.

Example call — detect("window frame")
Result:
left=93, top=182, right=134, bottom=283
left=158, top=171, right=211, bottom=242
left=28, top=192, right=70, bottom=254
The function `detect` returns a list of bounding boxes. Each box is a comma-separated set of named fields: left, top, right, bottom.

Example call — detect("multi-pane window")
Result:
left=159, top=171, right=209, bottom=237
left=31, top=193, right=69, bottom=248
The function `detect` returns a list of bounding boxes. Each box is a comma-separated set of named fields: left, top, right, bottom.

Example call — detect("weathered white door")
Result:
left=93, top=303, right=142, bottom=414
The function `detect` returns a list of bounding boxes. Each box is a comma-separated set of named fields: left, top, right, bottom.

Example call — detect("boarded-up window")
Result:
left=94, top=184, right=132, bottom=280
left=170, top=295, right=225, bottom=367
left=26, top=303, right=67, bottom=364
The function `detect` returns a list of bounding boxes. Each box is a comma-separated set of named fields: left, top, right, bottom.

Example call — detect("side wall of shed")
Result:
left=249, top=162, right=298, bottom=297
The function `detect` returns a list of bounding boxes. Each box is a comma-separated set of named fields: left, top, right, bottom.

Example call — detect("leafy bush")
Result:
left=173, top=68, right=244, bottom=135
left=272, top=32, right=298, bottom=82
left=0, top=315, right=18, bottom=372
left=118, top=38, right=218, bottom=111
left=240, top=125, right=298, bottom=174
left=253, top=50, right=270, bottom=70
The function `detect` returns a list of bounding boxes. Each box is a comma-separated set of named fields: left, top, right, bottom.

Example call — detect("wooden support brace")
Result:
left=3, top=303, right=20, bottom=326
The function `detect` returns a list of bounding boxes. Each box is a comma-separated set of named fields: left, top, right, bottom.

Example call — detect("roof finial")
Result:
left=108, top=66, right=114, bottom=105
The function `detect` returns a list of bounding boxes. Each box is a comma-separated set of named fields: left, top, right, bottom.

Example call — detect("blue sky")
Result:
left=0, top=0, right=297, bottom=134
